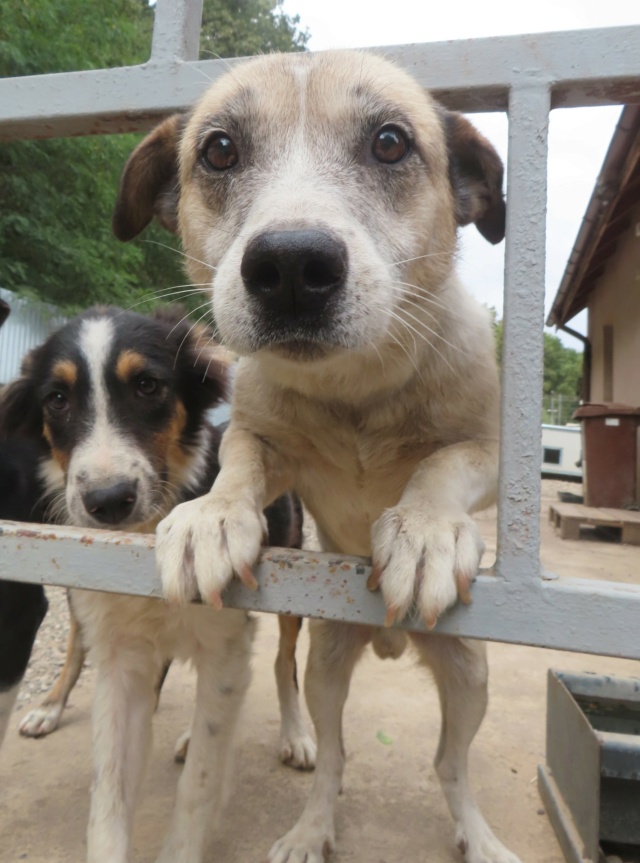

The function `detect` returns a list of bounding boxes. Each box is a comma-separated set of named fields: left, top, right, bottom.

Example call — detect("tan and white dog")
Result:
left=115, top=50, right=519, bottom=863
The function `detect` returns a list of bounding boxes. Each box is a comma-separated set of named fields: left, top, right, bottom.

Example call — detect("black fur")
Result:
left=0, top=441, right=49, bottom=694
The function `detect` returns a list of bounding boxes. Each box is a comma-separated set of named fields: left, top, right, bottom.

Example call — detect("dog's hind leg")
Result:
left=410, top=634, right=521, bottom=863
left=19, top=598, right=84, bottom=738
left=87, top=643, right=158, bottom=863
left=268, top=620, right=371, bottom=863
left=156, top=610, right=254, bottom=863
left=275, top=614, right=316, bottom=770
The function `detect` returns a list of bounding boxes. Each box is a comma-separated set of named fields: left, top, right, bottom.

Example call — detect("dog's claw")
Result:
left=239, top=565, right=259, bottom=591
left=367, top=563, right=382, bottom=591
left=209, top=591, right=223, bottom=611
left=383, top=605, right=398, bottom=627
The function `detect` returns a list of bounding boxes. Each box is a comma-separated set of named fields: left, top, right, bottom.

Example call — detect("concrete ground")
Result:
left=1, top=480, right=639, bottom=863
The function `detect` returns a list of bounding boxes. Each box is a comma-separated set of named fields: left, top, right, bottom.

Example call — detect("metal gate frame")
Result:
left=1, top=0, right=640, bottom=659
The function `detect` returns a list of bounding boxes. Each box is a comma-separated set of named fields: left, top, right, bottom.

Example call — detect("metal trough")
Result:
left=539, top=670, right=640, bottom=862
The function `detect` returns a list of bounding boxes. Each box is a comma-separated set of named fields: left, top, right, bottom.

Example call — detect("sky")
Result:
left=281, top=0, right=640, bottom=348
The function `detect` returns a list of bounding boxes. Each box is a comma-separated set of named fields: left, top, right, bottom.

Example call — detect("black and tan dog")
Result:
left=0, top=305, right=313, bottom=862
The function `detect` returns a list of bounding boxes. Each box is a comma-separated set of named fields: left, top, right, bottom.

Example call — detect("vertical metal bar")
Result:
left=151, top=0, right=203, bottom=63
left=497, top=84, right=551, bottom=581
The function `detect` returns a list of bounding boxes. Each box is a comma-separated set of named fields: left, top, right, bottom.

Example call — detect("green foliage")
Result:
left=200, top=0, right=308, bottom=58
left=0, top=0, right=307, bottom=313
left=489, top=309, right=583, bottom=424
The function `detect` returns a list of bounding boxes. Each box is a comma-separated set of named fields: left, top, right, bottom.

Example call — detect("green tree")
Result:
left=0, top=0, right=307, bottom=313
left=200, top=0, right=308, bottom=58
left=489, top=310, right=583, bottom=423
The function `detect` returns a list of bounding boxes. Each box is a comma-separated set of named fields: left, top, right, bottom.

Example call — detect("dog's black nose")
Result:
left=241, top=229, right=348, bottom=316
left=82, top=481, right=137, bottom=525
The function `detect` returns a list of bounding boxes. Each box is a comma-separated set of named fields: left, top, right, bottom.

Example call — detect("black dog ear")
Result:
left=185, top=332, right=233, bottom=411
left=439, top=109, right=506, bottom=245
left=0, top=298, right=9, bottom=329
left=153, top=306, right=232, bottom=411
left=112, top=113, right=186, bottom=242
left=0, top=352, right=43, bottom=441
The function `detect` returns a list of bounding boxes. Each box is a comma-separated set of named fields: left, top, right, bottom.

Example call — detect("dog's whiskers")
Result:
left=143, top=239, right=221, bottom=270
left=385, top=308, right=457, bottom=376
left=391, top=252, right=452, bottom=267
left=119, top=286, right=210, bottom=315
left=173, top=305, right=217, bottom=367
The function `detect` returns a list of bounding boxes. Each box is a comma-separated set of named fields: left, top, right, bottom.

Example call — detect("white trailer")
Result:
left=541, top=424, right=582, bottom=481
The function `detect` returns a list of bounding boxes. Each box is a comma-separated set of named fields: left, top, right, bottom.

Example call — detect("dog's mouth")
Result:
left=249, top=316, right=344, bottom=360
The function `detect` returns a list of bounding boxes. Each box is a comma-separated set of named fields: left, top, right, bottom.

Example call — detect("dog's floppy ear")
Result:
left=440, top=110, right=506, bottom=245
left=112, top=113, right=185, bottom=242
left=0, top=352, right=43, bottom=441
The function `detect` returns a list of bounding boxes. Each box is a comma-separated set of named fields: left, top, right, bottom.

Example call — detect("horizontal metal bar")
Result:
left=2, top=520, right=640, bottom=660
left=1, top=26, right=639, bottom=141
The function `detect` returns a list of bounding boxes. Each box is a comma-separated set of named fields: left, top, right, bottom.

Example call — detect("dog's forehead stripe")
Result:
left=79, top=317, right=114, bottom=421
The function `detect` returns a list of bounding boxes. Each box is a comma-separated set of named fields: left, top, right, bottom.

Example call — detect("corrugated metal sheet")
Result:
left=0, top=288, right=67, bottom=384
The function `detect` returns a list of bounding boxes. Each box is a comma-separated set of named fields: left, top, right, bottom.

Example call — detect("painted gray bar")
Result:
left=497, top=84, right=550, bottom=581
left=1, top=26, right=639, bottom=140
left=2, top=521, right=639, bottom=660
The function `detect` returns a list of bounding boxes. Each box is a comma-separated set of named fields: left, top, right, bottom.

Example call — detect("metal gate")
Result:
left=1, top=0, right=640, bottom=659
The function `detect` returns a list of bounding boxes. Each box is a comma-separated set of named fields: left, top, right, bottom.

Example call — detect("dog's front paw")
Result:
left=267, top=822, right=334, bottom=863
left=456, top=819, right=522, bottom=863
left=279, top=728, right=316, bottom=771
left=369, top=505, right=484, bottom=628
left=156, top=493, right=267, bottom=607
left=18, top=703, right=64, bottom=738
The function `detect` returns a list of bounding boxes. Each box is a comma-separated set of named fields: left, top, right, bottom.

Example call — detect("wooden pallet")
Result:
left=549, top=501, right=640, bottom=544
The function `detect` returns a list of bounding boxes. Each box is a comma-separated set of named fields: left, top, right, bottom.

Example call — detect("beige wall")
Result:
left=586, top=204, right=640, bottom=500
left=588, top=202, right=640, bottom=405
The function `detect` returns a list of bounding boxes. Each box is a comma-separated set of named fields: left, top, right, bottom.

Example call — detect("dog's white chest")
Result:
left=293, top=434, right=419, bottom=556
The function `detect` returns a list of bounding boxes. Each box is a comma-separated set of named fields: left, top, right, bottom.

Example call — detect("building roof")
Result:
left=547, top=104, right=640, bottom=328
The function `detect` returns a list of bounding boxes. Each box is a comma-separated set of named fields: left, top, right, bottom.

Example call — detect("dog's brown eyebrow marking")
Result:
left=116, top=350, right=147, bottom=382
left=51, top=360, right=77, bottom=387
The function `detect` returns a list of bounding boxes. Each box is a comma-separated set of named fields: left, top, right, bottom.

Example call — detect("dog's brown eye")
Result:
left=45, top=391, right=69, bottom=412
left=202, top=132, right=238, bottom=171
left=372, top=125, right=410, bottom=164
left=136, top=377, right=157, bottom=396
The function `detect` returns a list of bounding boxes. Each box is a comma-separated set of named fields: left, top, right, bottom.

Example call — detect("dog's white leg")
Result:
left=0, top=683, right=20, bottom=749
left=20, top=611, right=85, bottom=738
left=155, top=611, right=253, bottom=863
left=87, top=647, right=158, bottom=863
left=411, top=634, right=521, bottom=863
left=268, top=620, right=370, bottom=863
left=275, top=615, right=316, bottom=770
